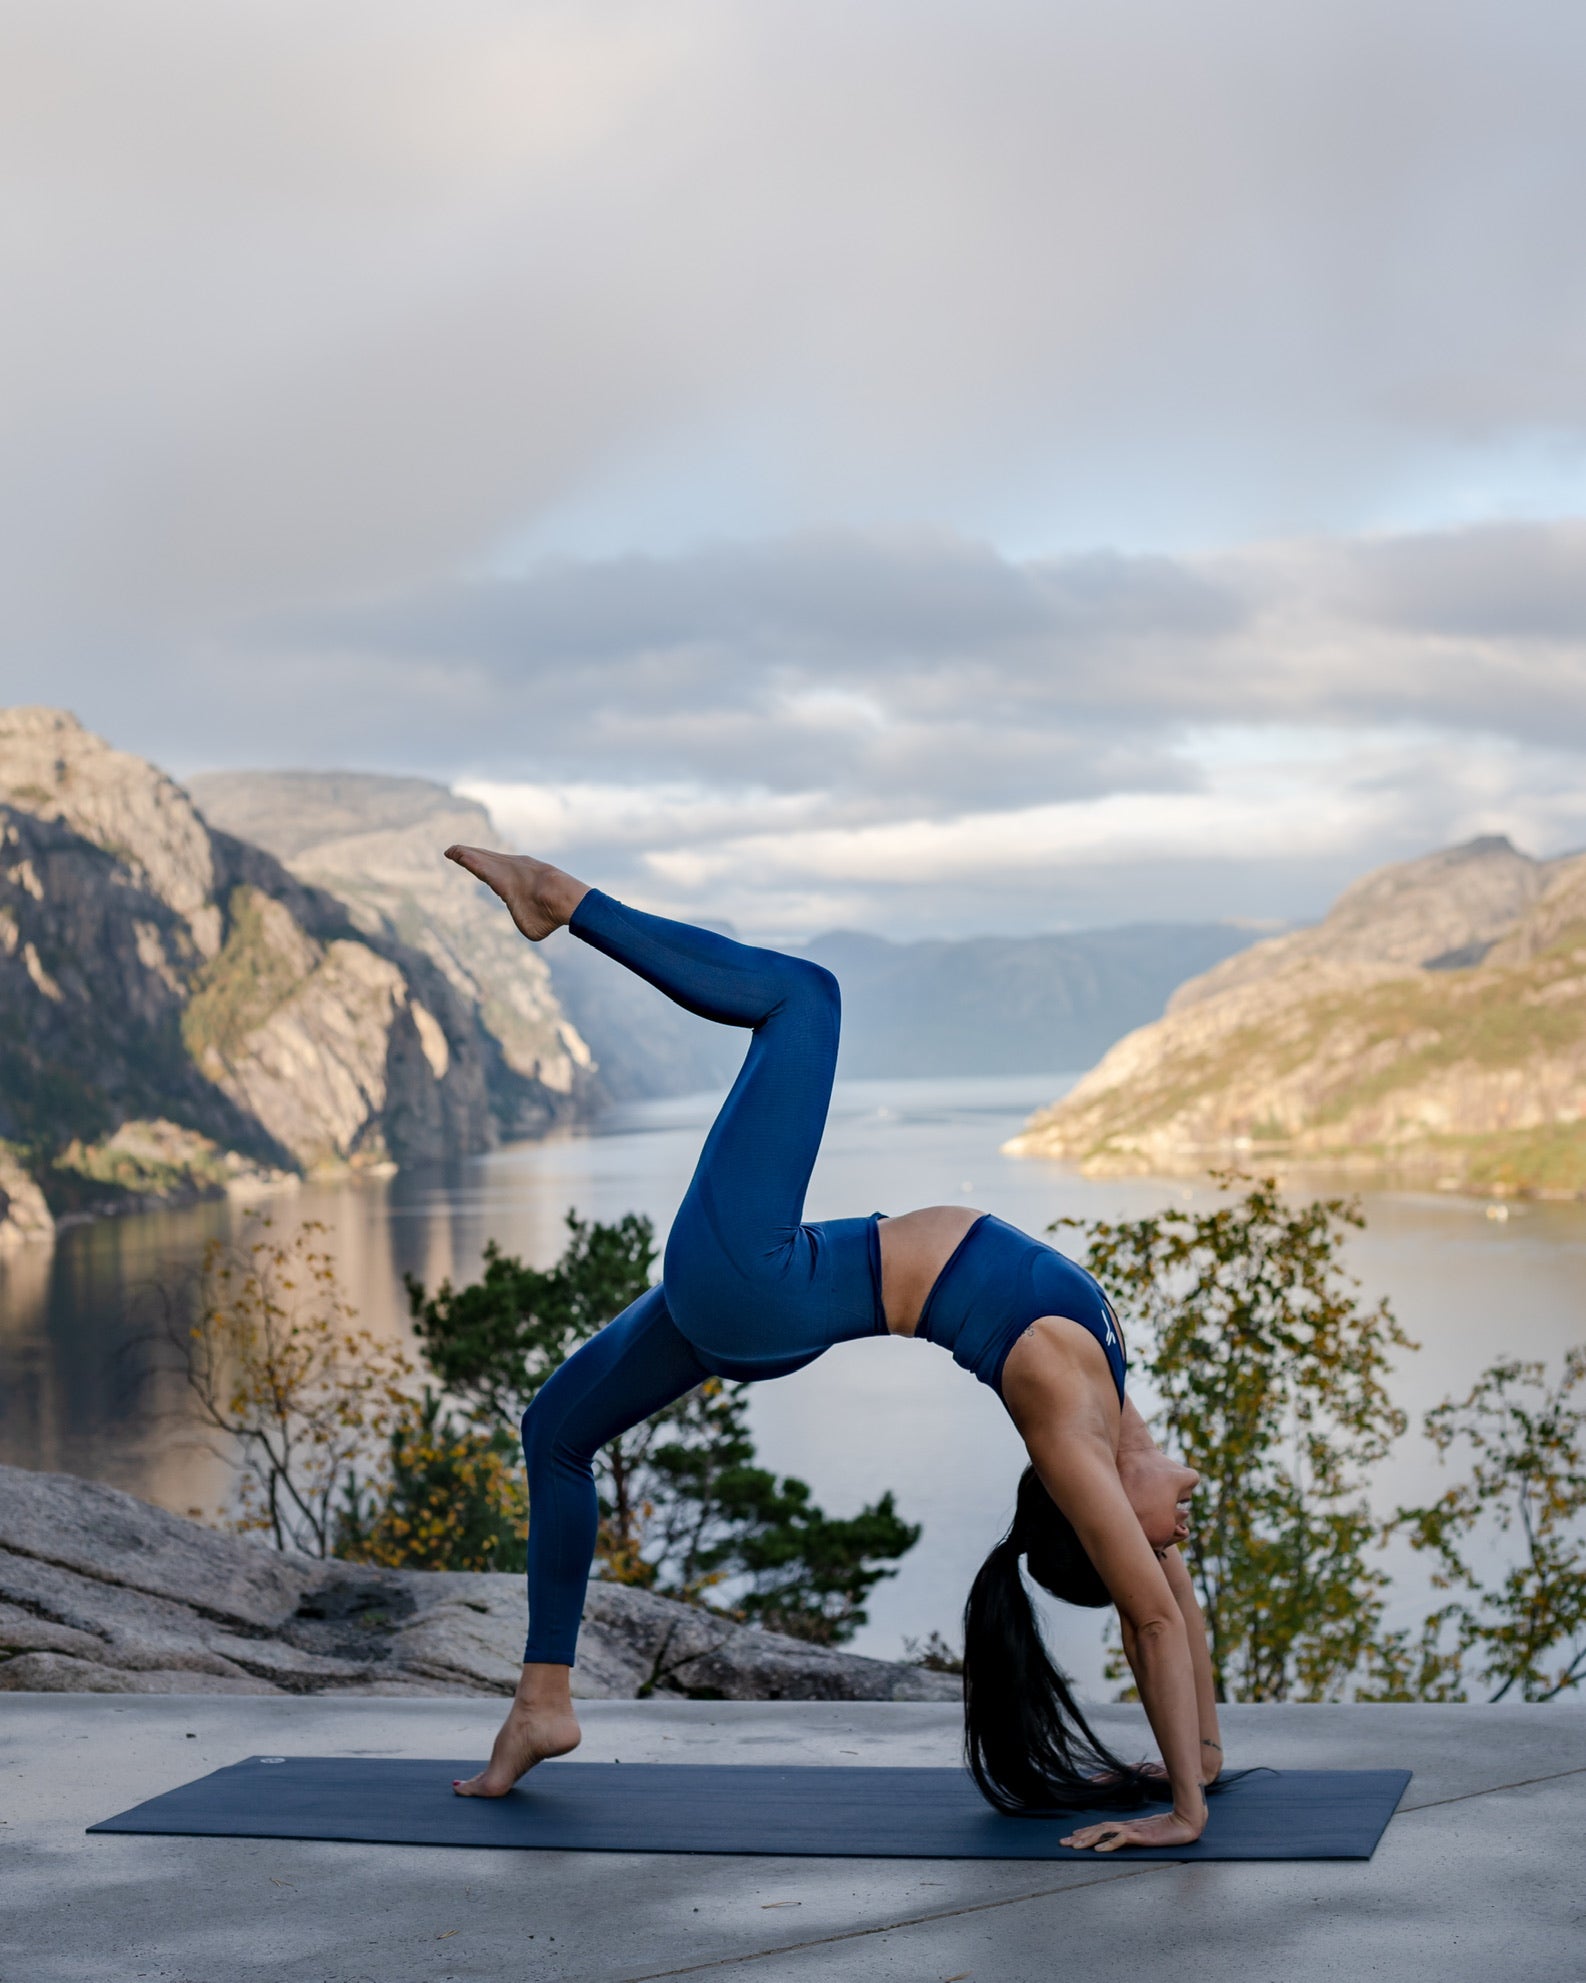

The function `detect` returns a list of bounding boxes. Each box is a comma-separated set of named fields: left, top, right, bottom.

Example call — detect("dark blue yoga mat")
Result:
left=89, top=1757, right=1410, bottom=1860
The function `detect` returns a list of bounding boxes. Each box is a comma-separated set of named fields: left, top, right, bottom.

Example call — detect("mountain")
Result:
left=0, top=710, right=553, bottom=1246
left=186, top=770, right=598, bottom=1127
left=191, top=770, right=1264, bottom=1097
left=535, top=925, right=746, bottom=1101
left=1005, top=836, right=1586, bottom=1197
left=804, top=924, right=1261, bottom=1078
left=188, top=770, right=747, bottom=1104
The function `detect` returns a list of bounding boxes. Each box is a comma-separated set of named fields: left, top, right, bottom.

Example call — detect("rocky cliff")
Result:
left=189, top=769, right=743, bottom=1105
left=0, top=709, right=508, bottom=1243
left=185, top=770, right=598, bottom=1131
left=1005, top=836, right=1586, bottom=1197
left=0, top=1463, right=954, bottom=1703
left=184, top=770, right=1264, bottom=1099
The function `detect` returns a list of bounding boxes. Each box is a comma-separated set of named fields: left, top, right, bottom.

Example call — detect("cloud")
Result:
left=6, top=0, right=1586, bottom=668
left=400, top=520, right=1586, bottom=936
left=1328, top=521, right=1586, bottom=642
left=268, top=519, right=1586, bottom=762
left=4, top=3, right=1586, bottom=935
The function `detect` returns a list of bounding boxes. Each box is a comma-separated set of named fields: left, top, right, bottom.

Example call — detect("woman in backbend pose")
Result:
left=445, top=847, right=1224, bottom=1852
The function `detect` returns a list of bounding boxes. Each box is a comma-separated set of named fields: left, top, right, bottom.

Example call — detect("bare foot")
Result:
left=444, top=845, right=588, bottom=942
left=452, top=1699, right=583, bottom=1798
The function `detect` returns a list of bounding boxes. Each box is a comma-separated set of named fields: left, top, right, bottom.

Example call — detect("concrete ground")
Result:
left=3, top=1697, right=1583, bottom=1983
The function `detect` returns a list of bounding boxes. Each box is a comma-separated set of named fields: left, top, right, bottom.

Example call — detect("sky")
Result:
left=3, top=0, right=1585, bottom=938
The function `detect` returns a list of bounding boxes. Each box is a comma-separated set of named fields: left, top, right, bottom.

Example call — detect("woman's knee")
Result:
left=520, top=1387, right=582, bottom=1476
left=781, top=955, right=840, bottom=1020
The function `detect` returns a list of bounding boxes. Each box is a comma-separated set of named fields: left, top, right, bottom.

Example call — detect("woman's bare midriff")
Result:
left=876, top=1205, right=985, bottom=1336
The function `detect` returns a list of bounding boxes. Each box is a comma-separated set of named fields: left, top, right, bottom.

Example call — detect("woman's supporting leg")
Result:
left=568, top=889, right=844, bottom=1361
left=520, top=1284, right=710, bottom=1664
left=454, top=1284, right=709, bottom=1798
left=442, top=855, right=855, bottom=1793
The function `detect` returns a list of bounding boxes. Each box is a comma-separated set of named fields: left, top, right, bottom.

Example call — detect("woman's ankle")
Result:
left=513, top=1661, right=575, bottom=1714
left=545, top=867, right=590, bottom=927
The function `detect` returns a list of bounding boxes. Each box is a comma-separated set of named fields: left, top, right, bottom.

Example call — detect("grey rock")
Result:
left=1009, top=834, right=1586, bottom=1192
left=0, top=1142, right=54, bottom=1248
left=0, top=709, right=512, bottom=1227
left=381, top=1573, right=526, bottom=1695
left=576, top=1582, right=959, bottom=1703
left=0, top=1651, right=277, bottom=1694
left=201, top=1632, right=385, bottom=1688
left=187, top=768, right=599, bottom=1135
left=0, top=1599, right=105, bottom=1660
left=0, top=1463, right=958, bottom=1704
left=0, top=1466, right=314, bottom=1629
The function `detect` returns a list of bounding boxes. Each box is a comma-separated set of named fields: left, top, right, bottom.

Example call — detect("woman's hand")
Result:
left=1060, top=1806, right=1205, bottom=1853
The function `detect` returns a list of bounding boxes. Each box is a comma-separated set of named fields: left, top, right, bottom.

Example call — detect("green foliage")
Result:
left=405, top=1214, right=656, bottom=1425
left=640, top=1385, right=920, bottom=1642
left=166, top=1220, right=526, bottom=1573
left=1453, top=1125, right=1586, bottom=1199
left=1367, top=1351, right=1586, bottom=1703
left=405, top=1210, right=919, bottom=1643
left=0, top=1041, right=113, bottom=1152
left=183, top=885, right=307, bottom=1064
left=53, top=1126, right=232, bottom=1200
left=336, top=1389, right=528, bottom=1574
left=903, top=1630, right=965, bottom=1674
left=1060, top=924, right=1586, bottom=1194
left=1057, top=1174, right=1414, bottom=1702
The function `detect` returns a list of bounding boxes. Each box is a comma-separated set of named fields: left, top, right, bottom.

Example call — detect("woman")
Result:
left=446, top=846, right=1223, bottom=1853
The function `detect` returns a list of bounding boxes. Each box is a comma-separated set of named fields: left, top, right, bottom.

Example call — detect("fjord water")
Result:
left=2, top=1070, right=1582, bottom=1695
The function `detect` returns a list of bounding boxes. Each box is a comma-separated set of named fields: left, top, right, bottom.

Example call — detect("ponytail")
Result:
left=962, top=1466, right=1158, bottom=1815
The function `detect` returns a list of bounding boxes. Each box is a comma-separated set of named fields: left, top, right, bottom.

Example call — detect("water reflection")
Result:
left=2, top=1070, right=1582, bottom=1692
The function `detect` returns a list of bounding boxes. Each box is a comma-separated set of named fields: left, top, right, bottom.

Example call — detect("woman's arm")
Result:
left=1016, top=1421, right=1207, bottom=1849
left=1159, top=1545, right=1223, bottom=1781
left=1105, top=1394, right=1222, bottom=1782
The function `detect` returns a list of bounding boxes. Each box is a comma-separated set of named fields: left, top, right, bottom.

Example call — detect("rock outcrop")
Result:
left=1006, top=836, right=1586, bottom=1196
left=188, top=767, right=1262, bottom=1098
left=185, top=770, right=598, bottom=1134
left=0, top=1463, right=955, bottom=1703
left=0, top=1143, right=55, bottom=1250
left=0, top=708, right=502, bottom=1241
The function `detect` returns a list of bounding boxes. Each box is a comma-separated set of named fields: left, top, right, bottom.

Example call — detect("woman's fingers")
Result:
left=1062, top=1810, right=1204, bottom=1853
left=1060, top=1822, right=1135, bottom=1850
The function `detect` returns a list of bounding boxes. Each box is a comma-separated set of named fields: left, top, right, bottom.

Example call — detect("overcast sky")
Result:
left=3, top=0, right=1584, bottom=937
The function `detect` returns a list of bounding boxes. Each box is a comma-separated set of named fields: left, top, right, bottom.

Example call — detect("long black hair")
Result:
left=962, top=1464, right=1161, bottom=1815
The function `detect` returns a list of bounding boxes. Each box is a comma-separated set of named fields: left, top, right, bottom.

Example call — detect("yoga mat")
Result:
left=90, top=1758, right=1410, bottom=1861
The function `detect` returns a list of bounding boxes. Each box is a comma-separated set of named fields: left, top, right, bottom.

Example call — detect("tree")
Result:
left=1367, top=1350, right=1586, bottom=1703
left=405, top=1209, right=919, bottom=1643
left=171, top=1220, right=416, bottom=1556
left=335, top=1389, right=529, bottom=1575
left=404, top=1213, right=673, bottom=1559
left=641, top=1383, right=920, bottom=1642
left=1056, top=1174, right=1414, bottom=1702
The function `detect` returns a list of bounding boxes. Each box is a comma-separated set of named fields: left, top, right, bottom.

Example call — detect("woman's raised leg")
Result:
left=564, top=888, right=841, bottom=1301
left=446, top=846, right=846, bottom=1357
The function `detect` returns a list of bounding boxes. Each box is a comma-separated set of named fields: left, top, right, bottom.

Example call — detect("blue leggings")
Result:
left=521, top=889, right=884, bottom=1664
